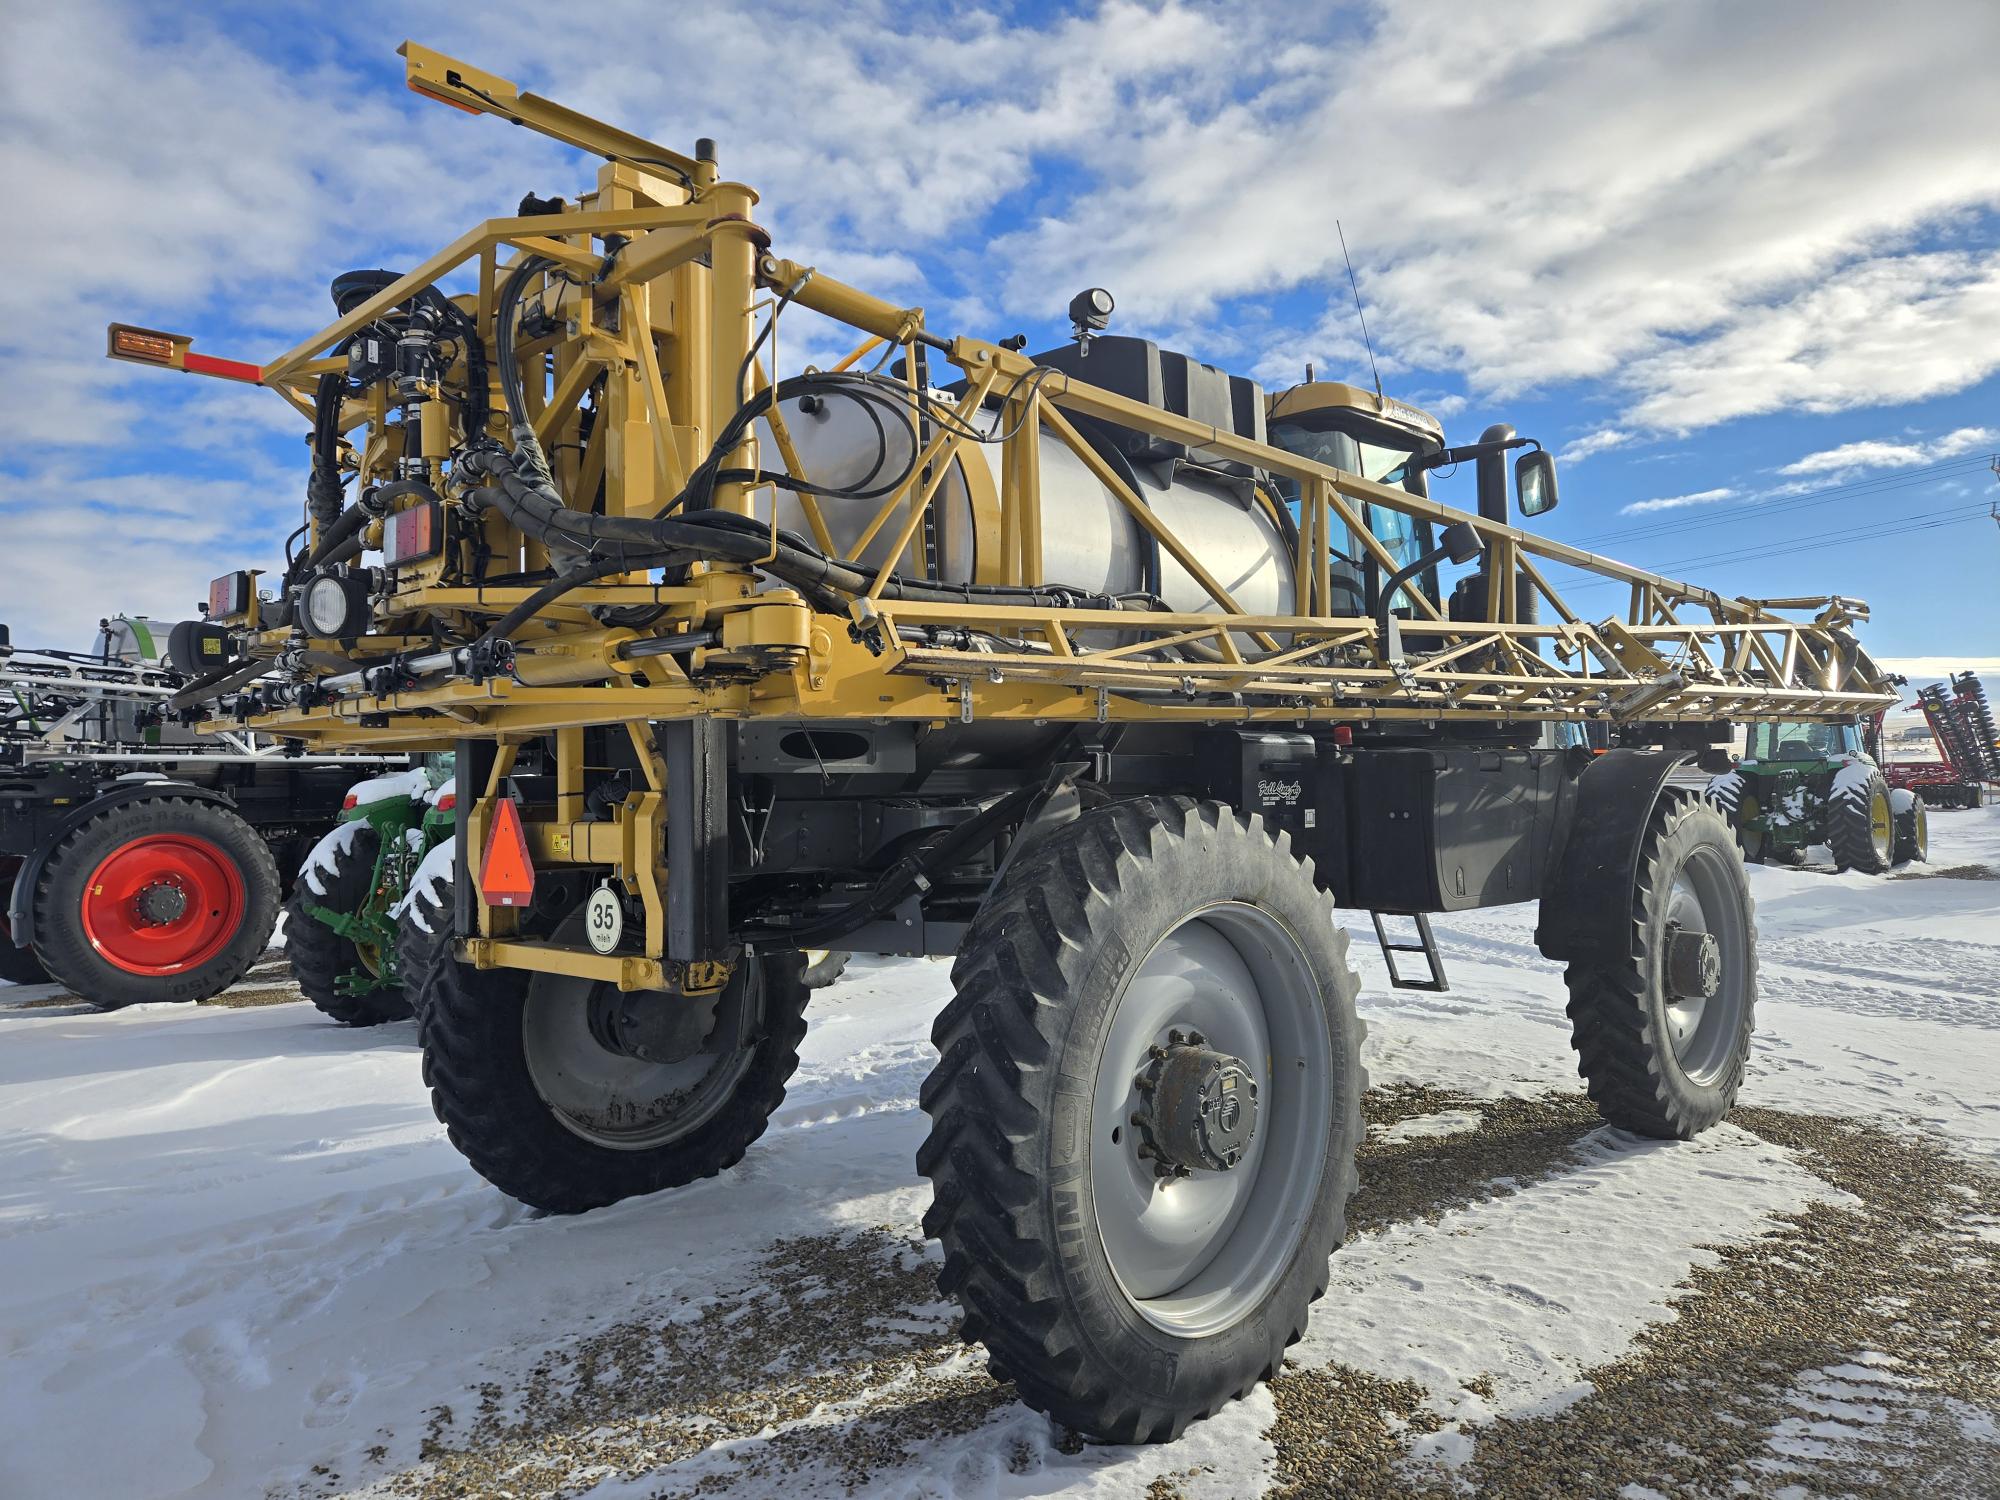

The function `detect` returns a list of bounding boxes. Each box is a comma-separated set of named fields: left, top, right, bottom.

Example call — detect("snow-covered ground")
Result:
left=3, top=811, right=1997, bottom=1499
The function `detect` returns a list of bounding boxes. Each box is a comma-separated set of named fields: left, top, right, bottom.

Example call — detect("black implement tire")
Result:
left=918, top=797, right=1364, bottom=1444
left=33, top=796, right=279, bottom=1010
left=1891, top=796, right=1928, bottom=865
left=287, top=825, right=410, bottom=1026
left=0, top=858, right=48, bottom=984
left=412, top=893, right=810, bottom=1214
left=1827, top=769, right=1893, bottom=874
left=1565, top=798, right=1756, bottom=1140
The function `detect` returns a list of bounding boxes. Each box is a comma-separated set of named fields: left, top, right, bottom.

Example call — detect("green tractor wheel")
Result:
left=1827, top=770, right=1894, bottom=876
left=1891, top=793, right=1928, bottom=865
left=288, top=825, right=414, bottom=1026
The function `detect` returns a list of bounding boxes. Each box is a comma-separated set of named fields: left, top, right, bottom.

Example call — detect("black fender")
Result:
left=1534, top=749, right=1691, bottom=965
left=6, top=778, right=237, bottom=949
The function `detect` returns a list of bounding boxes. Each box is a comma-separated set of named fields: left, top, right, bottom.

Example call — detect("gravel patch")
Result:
left=304, top=1093, right=1995, bottom=1499
left=1352, top=1084, right=1603, bottom=1233
left=201, top=984, right=306, bottom=1009
left=359, top=1231, right=1000, bottom=1500
left=1267, top=1104, right=2000, bottom=1498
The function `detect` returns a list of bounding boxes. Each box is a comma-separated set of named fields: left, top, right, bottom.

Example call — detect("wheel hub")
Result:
left=588, top=985, right=719, bottom=1062
left=134, top=879, right=188, bottom=926
left=1665, top=924, right=1720, bottom=1000
left=1132, top=1029, right=1259, bottom=1177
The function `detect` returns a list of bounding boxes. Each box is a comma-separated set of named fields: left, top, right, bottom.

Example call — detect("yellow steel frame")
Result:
left=120, top=43, right=1898, bottom=982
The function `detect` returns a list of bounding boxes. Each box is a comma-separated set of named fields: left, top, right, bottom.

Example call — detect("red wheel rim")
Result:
left=81, top=835, right=246, bottom=976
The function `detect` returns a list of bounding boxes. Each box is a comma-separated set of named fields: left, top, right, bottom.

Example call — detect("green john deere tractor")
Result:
left=286, top=758, right=457, bottom=1025
left=286, top=754, right=852, bottom=1025
left=1704, top=721, right=1926, bottom=875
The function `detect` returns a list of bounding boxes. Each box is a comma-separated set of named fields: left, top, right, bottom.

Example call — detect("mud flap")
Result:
left=1534, top=748, right=1690, bottom=965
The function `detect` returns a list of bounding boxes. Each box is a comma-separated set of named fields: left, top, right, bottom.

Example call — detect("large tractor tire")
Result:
left=287, top=825, right=411, bottom=1026
left=1827, top=768, right=1894, bottom=874
left=411, top=881, right=810, bottom=1215
left=918, top=797, right=1364, bottom=1444
left=1890, top=790, right=1928, bottom=865
left=1701, top=769, right=1763, bottom=862
left=32, top=796, right=279, bottom=1009
left=1564, top=797, right=1756, bottom=1140
left=0, top=856, right=50, bottom=984
left=393, top=838, right=457, bottom=1021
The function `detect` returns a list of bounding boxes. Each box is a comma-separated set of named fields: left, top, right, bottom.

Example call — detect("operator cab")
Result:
left=1266, top=382, right=1446, bottom=616
left=1748, top=722, right=1865, bottom=762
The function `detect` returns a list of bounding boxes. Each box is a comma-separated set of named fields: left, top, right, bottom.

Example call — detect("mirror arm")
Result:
left=1377, top=523, right=1485, bottom=663
left=1413, top=435, right=1534, bottom=472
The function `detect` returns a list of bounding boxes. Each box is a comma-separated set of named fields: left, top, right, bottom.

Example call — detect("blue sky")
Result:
left=3, top=0, right=1998, bottom=683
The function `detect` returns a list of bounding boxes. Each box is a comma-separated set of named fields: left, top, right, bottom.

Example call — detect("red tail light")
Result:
left=342, top=794, right=359, bottom=809
left=434, top=792, right=457, bottom=811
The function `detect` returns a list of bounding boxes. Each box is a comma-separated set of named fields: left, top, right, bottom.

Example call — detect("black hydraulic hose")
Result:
left=424, top=286, right=489, bottom=439
left=299, top=501, right=372, bottom=570
left=298, top=478, right=449, bottom=577
left=288, top=371, right=351, bottom=589
left=475, top=547, right=697, bottom=646
left=474, top=292, right=1155, bottom=638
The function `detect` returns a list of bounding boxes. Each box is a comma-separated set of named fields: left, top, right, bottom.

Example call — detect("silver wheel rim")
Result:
left=522, top=966, right=759, bottom=1151
left=1661, top=847, right=1749, bottom=1085
left=1088, top=902, right=1332, bottom=1337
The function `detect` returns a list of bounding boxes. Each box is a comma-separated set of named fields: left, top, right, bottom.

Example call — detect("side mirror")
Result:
left=1515, top=449, right=1558, bottom=517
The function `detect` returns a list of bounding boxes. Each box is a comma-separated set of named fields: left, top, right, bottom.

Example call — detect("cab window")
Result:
left=1268, top=420, right=1437, bottom=614
left=1747, top=722, right=1858, bottom=761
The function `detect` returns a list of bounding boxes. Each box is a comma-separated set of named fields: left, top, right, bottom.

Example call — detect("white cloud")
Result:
left=1780, top=440, right=1930, bottom=475
left=8, top=0, right=2000, bottom=643
left=1619, top=487, right=1736, bottom=516
left=1778, top=425, right=1998, bottom=478
left=0, top=458, right=297, bottom=648
left=990, top=1, right=2000, bottom=432
left=1618, top=251, right=2000, bottom=430
left=1875, top=656, right=2000, bottom=682
left=1559, top=427, right=1636, bottom=464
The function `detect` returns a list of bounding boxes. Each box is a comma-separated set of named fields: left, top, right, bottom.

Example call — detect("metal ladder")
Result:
left=1369, top=911, right=1449, bottom=992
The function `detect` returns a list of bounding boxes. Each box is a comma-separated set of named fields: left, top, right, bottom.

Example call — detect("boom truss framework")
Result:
left=121, top=42, right=1893, bottom=756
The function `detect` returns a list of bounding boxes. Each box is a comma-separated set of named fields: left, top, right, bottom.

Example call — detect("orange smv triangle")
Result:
left=478, top=797, right=536, bottom=907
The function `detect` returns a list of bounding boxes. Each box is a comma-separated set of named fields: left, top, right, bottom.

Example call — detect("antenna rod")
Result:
left=1337, top=220, right=1382, bottom=402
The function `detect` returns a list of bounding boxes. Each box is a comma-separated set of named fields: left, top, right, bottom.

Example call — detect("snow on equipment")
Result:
left=1704, top=721, right=1924, bottom=873
left=287, top=760, right=455, bottom=1025
left=1, top=619, right=399, bottom=1005
left=111, top=43, right=1899, bottom=1442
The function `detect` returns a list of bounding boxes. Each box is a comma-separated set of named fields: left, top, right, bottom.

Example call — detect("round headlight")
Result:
left=302, top=573, right=365, bottom=638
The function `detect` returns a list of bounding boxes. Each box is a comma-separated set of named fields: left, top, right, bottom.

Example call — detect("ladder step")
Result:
left=1369, top=910, right=1450, bottom=993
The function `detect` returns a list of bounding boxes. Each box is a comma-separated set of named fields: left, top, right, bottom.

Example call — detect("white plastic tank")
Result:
left=757, top=393, right=1294, bottom=615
